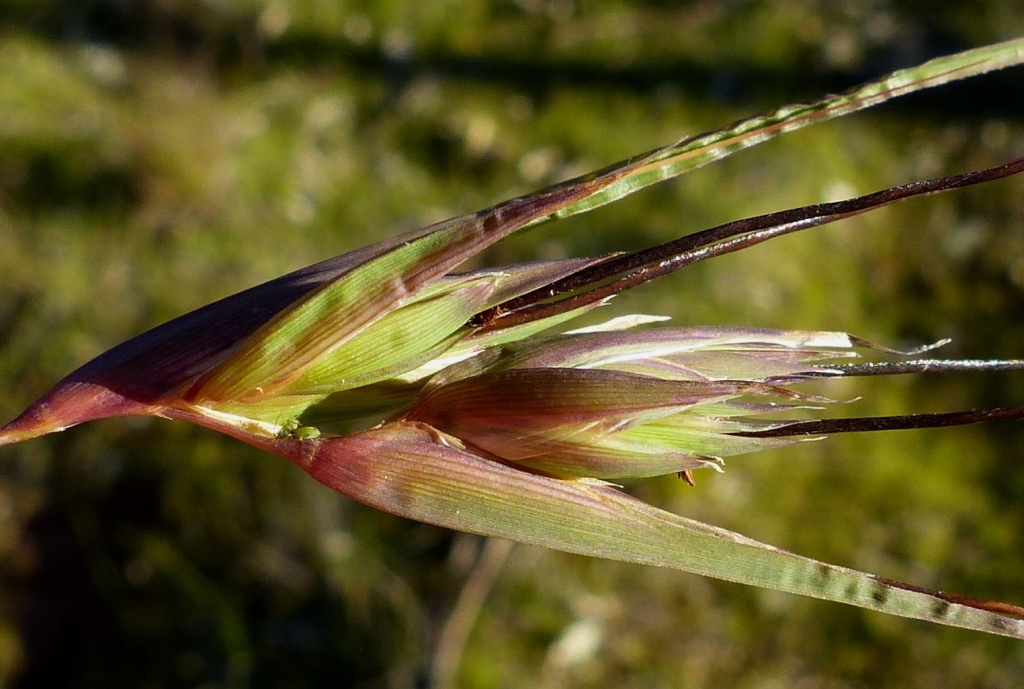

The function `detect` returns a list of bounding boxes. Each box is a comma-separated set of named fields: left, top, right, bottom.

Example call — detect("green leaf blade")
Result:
left=538, top=37, right=1024, bottom=224
left=302, top=422, right=1024, bottom=639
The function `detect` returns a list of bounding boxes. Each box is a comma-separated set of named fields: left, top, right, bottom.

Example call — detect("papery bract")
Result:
left=404, top=327, right=865, bottom=479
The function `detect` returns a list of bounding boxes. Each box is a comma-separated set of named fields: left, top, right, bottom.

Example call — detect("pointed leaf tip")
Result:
left=0, top=380, right=151, bottom=446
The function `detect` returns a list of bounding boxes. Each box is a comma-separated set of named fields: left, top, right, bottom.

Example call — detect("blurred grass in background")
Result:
left=1, top=1, right=1024, bottom=687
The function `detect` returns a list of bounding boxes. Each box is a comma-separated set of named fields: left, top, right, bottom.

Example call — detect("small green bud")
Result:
left=276, top=418, right=321, bottom=440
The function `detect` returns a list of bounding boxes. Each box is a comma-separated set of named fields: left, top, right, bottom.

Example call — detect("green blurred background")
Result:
left=1, top=1, right=1023, bottom=687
